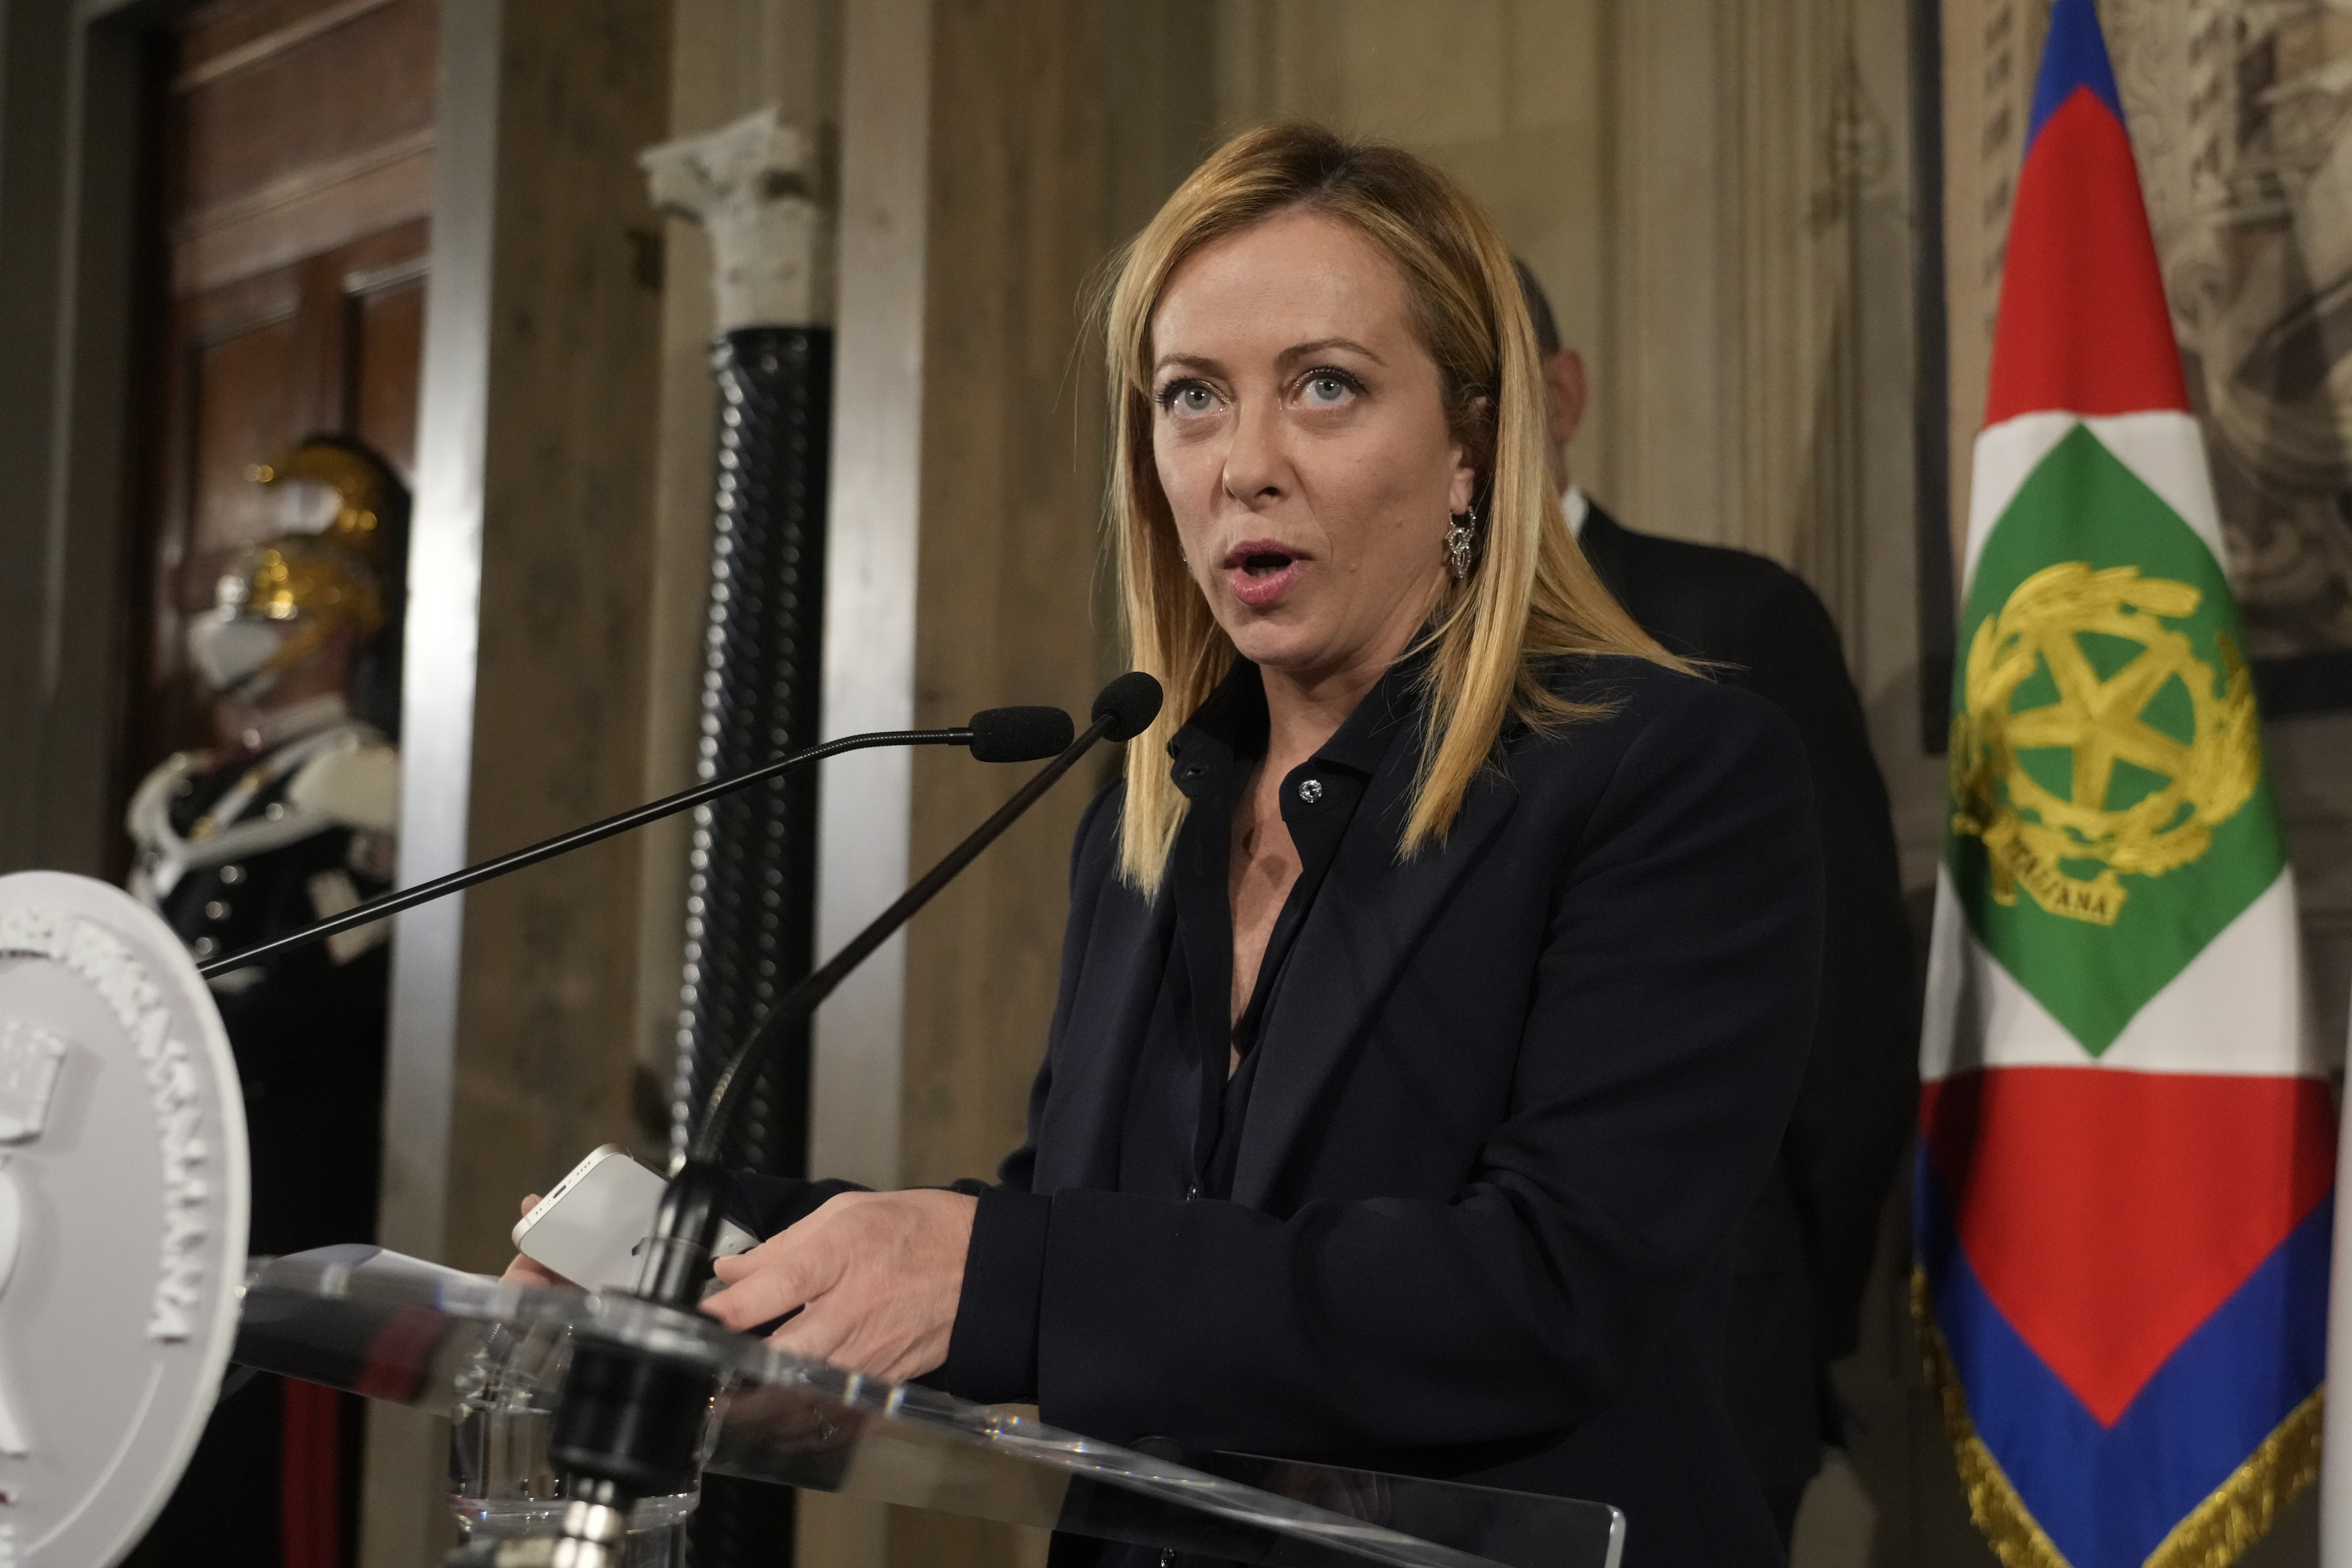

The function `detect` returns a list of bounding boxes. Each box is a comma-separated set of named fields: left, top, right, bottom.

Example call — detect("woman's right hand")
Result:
left=500, top=1194, right=574, bottom=1288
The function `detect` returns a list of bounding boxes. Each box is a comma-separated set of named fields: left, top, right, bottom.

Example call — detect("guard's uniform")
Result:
left=125, top=701, right=397, bottom=1568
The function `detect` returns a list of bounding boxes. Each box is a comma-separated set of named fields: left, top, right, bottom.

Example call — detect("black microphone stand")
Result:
left=194, top=709, right=1070, bottom=979
left=542, top=673, right=1162, bottom=1568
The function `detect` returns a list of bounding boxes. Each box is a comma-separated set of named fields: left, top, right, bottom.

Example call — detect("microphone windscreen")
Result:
left=966, top=706, right=1075, bottom=763
left=1091, top=672, right=1165, bottom=742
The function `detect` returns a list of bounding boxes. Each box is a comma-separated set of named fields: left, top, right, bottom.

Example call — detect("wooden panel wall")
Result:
left=173, top=0, right=436, bottom=294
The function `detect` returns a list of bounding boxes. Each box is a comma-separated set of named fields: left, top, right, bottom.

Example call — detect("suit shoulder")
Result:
left=1528, top=655, right=1808, bottom=798
left=1068, top=775, right=1129, bottom=886
left=1540, top=650, right=1773, bottom=719
left=1079, top=773, right=1127, bottom=841
left=1604, top=523, right=1822, bottom=613
left=1587, top=515, right=1848, bottom=685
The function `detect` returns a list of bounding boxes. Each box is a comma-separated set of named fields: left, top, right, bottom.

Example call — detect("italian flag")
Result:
left=1916, top=5, right=2332, bottom=1567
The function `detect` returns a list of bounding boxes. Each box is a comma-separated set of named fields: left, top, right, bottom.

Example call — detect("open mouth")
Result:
left=1221, top=540, right=1308, bottom=608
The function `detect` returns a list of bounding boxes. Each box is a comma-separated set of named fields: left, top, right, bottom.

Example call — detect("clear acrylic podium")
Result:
left=233, top=1246, right=1623, bottom=1568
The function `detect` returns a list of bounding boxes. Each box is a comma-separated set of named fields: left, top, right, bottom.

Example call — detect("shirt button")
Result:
left=191, top=937, right=217, bottom=958
left=220, top=865, right=245, bottom=885
left=1296, top=777, right=1324, bottom=804
left=204, top=900, right=230, bottom=922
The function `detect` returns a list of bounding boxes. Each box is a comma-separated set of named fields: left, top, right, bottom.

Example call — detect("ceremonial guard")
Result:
left=125, top=439, right=404, bottom=1568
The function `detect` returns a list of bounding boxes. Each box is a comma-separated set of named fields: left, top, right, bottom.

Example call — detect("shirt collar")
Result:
left=1562, top=483, right=1590, bottom=540
left=1166, top=648, right=1428, bottom=800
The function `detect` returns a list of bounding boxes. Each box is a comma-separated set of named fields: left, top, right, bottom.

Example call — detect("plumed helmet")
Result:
left=189, top=439, right=403, bottom=696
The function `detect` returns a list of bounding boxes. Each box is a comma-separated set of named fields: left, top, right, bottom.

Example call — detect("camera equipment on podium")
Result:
left=0, top=674, right=1626, bottom=1567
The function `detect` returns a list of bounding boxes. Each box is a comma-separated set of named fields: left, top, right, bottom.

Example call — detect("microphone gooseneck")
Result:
left=192, top=708, right=1071, bottom=979
left=544, top=675, right=1162, bottom=1566
left=967, top=704, right=1075, bottom=762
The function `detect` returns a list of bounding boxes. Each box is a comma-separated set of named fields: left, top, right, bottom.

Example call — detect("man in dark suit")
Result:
left=1516, top=263, right=1918, bottom=1545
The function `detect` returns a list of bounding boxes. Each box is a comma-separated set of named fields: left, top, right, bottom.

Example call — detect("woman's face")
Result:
left=1149, top=208, right=1474, bottom=689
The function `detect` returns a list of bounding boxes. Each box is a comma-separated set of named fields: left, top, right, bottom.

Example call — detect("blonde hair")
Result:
left=1104, top=122, right=1676, bottom=892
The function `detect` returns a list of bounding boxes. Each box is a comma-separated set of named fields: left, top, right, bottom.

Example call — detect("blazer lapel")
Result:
left=1230, top=754, right=1520, bottom=1209
left=1031, top=882, right=1176, bottom=1193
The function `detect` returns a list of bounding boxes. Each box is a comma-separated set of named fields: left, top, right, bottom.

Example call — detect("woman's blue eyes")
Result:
left=1155, top=370, right=1361, bottom=414
left=1155, top=382, right=1218, bottom=414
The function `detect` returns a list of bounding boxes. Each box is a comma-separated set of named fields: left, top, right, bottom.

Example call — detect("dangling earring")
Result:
left=1445, top=498, right=1482, bottom=582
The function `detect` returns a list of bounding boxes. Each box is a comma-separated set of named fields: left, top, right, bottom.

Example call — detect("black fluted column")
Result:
left=674, top=325, right=833, bottom=1174
left=674, top=325, right=831, bottom=1568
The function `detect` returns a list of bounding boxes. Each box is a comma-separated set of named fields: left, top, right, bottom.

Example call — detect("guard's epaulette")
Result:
left=286, top=739, right=400, bottom=835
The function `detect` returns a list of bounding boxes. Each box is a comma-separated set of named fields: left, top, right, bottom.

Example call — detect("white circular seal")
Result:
left=0, top=871, right=248, bottom=1566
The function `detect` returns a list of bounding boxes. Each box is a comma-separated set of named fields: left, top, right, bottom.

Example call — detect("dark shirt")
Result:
left=1094, top=655, right=1431, bottom=1568
left=1117, top=657, right=1405, bottom=1205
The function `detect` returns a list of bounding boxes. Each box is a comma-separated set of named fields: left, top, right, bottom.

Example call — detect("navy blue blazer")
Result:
left=933, top=653, right=1823, bottom=1568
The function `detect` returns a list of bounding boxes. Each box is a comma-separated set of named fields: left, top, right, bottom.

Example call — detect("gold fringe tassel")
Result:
left=2144, top=1386, right=2322, bottom=1568
left=1909, top=1268, right=2323, bottom=1568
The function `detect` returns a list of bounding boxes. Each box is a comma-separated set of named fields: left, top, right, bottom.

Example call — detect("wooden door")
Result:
left=125, top=0, right=437, bottom=805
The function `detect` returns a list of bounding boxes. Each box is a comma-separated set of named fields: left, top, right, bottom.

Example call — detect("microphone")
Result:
left=193, top=706, right=1074, bottom=978
left=1091, top=669, right=1164, bottom=742
left=544, top=674, right=1164, bottom=1563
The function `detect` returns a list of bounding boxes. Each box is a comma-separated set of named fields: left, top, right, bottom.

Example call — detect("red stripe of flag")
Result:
left=1923, top=1068, right=2334, bottom=1426
left=1985, top=85, right=2189, bottom=424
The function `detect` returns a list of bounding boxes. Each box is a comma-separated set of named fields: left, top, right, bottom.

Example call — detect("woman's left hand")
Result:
left=701, top=1189, right=977, bottom=1382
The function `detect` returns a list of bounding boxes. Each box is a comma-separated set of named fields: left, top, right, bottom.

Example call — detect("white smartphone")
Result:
left=511, top=1144, right=759, bottom=1294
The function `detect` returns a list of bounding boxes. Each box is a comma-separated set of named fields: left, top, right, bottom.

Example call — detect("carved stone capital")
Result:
left=641, top=108, right=833, bottom=331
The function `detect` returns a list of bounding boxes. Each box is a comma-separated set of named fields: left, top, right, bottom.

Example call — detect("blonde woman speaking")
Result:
left=571, top=123, right=1821, bottom=1567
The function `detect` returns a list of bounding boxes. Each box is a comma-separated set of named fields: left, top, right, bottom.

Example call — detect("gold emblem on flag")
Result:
left=1950, top=562, right=2261, bottom=926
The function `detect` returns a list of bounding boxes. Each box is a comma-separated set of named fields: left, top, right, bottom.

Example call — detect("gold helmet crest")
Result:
left=192, top=440, right=402, bottom=695
left=228, top=440, right=394, bottom=631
